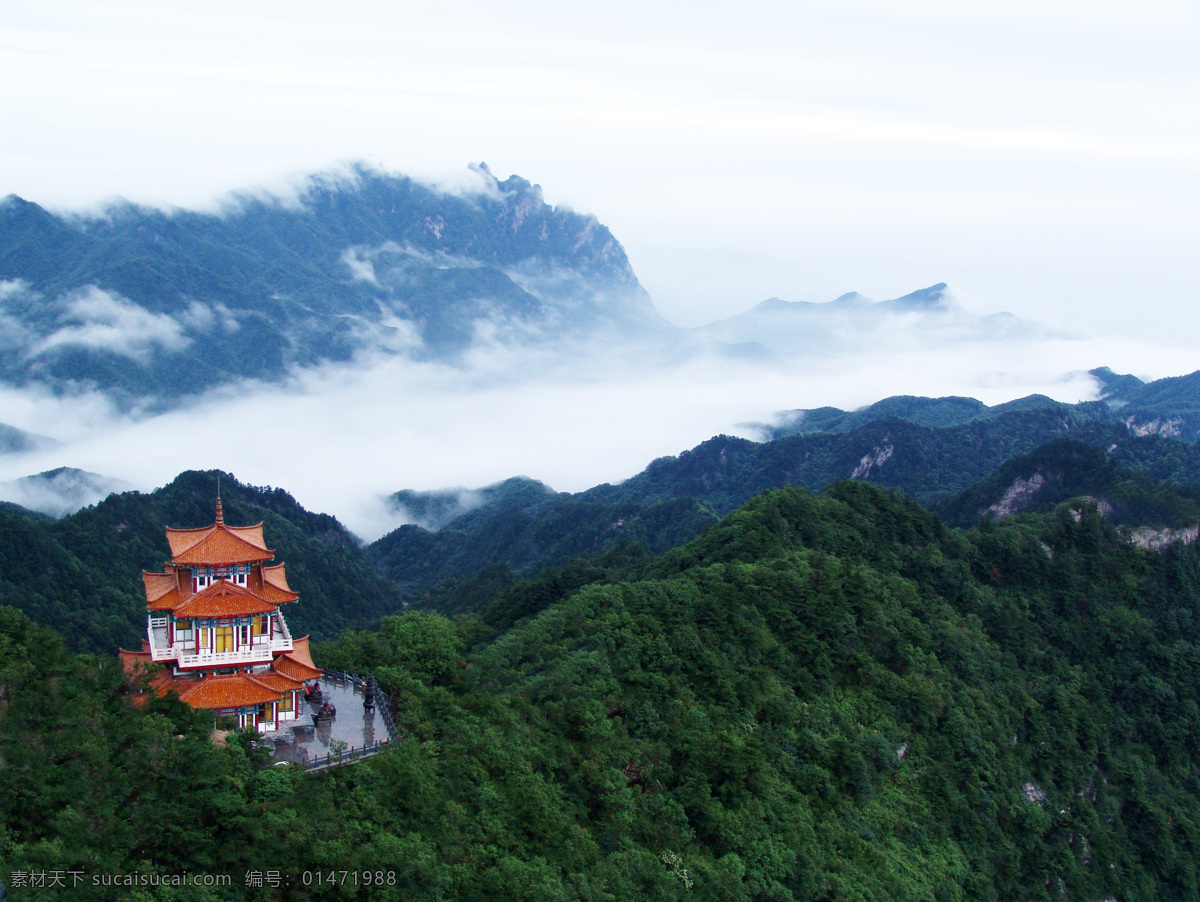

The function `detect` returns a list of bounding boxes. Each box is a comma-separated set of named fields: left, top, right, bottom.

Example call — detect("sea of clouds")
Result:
left=0, top=303, right=1194, bottom=543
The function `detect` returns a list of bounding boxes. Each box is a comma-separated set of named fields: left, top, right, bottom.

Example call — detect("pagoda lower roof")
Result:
left=251, top=671, right=305, bottom=693
left=289, top=636, right=317, bottom=670
left=121, top=636, right=319, bottom=712
left=272, top=648, right=323, bottom=682
left=176, top=673, right=285, bottom=709
left=119, top=642, right=156, bottom=679
left=119, top=645, right=179, bottom=703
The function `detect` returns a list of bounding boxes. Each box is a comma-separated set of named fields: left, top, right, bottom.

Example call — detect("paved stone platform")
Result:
left=270, top=675, right=392, bottom=766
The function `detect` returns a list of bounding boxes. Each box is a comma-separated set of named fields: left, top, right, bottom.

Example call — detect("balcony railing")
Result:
left=146, top=613, right=294, bottom=666
left=175, top=646, right=276, bottom=668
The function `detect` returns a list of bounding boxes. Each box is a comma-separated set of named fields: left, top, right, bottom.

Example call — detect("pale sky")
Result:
left=4, top=0, right=1199, bottom=333
left=2, top=0, right=1199, bottom=535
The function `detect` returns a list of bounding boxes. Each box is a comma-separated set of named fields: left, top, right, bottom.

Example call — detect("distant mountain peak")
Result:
left=889, top=282, right=949, bottom=310
left=831, top=291, right=868, bottom=306
left=694, top=281, right=1031, bottom=356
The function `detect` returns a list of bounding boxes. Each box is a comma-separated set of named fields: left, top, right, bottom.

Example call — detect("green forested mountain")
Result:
left=8, top=371, right=1199, bottom=657
left=372, top=478, right=720, bottom=604
left=374, top=385, right=1200, bottom=610
left=933, top=438, right=1200, bottom=529
left=0, top=470, right=402, bottom=653
left=5, top=479, right=1200, bottom=899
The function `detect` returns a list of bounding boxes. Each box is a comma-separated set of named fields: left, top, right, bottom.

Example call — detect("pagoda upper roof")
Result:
left=174, top=580, right=278, bottom=619
left=165, top=498, right=273, bottom=566
left=258, top=563, right=298, bottom=604
left=143, top=570, right=186, bottom=611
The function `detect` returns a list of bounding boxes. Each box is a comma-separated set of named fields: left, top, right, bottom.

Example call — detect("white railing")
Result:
left=145, top=613, right=293, bottom=664
left=148, top=640, right=274, bottom=667
left=174, top=646, right=276, bottom=668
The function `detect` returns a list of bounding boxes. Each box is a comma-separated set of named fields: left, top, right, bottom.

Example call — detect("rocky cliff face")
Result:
left=1123, top=523, right=1200, bottom=552
left=984, top=471, right=1048, bottom=518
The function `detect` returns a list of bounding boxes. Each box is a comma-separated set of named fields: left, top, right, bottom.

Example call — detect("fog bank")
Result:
left=0, top=329, right=1193, bottom=541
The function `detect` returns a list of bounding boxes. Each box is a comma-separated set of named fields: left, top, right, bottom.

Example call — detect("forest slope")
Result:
left=5, top=480, right=1200, bottom=898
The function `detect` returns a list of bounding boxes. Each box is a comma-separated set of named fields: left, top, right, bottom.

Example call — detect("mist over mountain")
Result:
left=691, top=282, right=1036, bottom=358
left=0, top=421, right=56, bottom=454
left=0, top=467, right=130, bottom=518
left=0, top=164, right=1045, bottom=415
left=0, top=164, right=666, bottom=406
left=3, top=164, right=1189, bottom=541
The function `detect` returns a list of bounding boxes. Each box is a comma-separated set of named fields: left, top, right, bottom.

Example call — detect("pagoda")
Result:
left=120, top=498, right=322, bottom=732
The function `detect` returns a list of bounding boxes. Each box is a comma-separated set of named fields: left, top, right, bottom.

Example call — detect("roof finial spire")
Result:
left=215, top=476, right=224, bottom=526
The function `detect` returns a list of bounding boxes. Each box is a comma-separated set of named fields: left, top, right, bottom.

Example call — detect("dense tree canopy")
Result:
left=5, top=479, right=1200, bottom=899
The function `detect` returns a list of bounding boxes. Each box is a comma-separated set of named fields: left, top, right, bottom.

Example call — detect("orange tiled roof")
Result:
left=165, top=499, right=273, bottom=566
left=262, top=563, right=292, bottom=593
left=121, top=653, right=302, bottom=710
left=166, top=526, right=273, bottom=566
left=118, top=644, right=156, bottom=679
left=289, top=636, right=317, bottom=670
left=273, top=651, right=322, bottom=682
left=147, top=590, right=184, bottom=612
left=176, top=673, right=282, bottom=710
left=254, top=670, right=304, bottom=693
left=142, top=571, right=177, bottom=603
left=143, top=569, right=187, bottom=611
left=260, top=582, right=298, bottom=605
left=174, top=580, right=278, bottom=618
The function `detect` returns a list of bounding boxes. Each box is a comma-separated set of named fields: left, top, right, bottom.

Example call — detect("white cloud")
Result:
left=177, top=300, right=239, bottom=333
left=33, top=286, right=191, bottom=364
left=340, top=248, right=378, bottom=285
left=1, top=0, right=1198, bottom=541
left=0, top=279, right=35, bottom=351
left=0, top=279, right=30, bottom=302
left=1, top=315, right=1196, bottom=542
